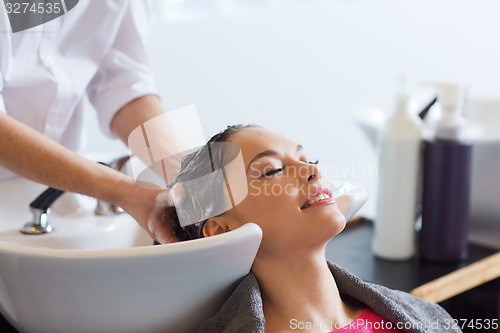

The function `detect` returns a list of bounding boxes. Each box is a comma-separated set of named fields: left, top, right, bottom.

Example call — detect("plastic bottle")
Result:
left=372, top=84, right=423, bottom=261
left=420, top=83, right=472, bottom=262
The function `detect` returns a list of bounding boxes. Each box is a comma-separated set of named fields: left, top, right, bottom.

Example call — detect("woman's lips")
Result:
left=301, top=187, right=335, bottom=209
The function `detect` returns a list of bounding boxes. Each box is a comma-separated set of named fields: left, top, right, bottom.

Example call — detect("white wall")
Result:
left=81, top=0, right=500, bottom=218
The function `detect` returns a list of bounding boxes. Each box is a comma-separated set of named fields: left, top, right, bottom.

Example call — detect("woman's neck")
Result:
left=252, top=250, right=363, bottom=332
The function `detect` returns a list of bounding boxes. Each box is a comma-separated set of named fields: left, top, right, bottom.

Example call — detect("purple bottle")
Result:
left=420, top=84, right=473, bottom=263
left=421, top=140, right=473, bottom=262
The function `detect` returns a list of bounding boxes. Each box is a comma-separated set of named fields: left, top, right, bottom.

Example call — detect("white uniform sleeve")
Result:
left=0, top=71, right=6, bottom=113
left=86, top=0, right=158, bottom=138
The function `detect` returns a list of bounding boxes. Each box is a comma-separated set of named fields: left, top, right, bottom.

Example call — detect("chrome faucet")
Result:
left=21, top=187, right=64, bottom=234
left=94, top=155, right=130, bottom=216
left=21, top=155, right=131, bottom=235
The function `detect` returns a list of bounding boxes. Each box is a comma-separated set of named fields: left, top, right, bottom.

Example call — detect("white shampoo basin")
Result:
left=0, top=177, right=262, bottom=333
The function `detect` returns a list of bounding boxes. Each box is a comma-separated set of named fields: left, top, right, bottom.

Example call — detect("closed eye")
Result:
left=262, top=166, right=285, bottom=177
left=308, top=159, right=319, bottom=165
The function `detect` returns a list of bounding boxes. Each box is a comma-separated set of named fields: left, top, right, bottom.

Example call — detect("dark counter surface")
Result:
left=326, top=219, right=499, bottom=333
left=326, top=218, right=498, bottom=292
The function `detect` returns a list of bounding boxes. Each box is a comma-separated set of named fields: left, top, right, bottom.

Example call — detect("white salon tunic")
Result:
left=0, top=0, right=158, bottom=179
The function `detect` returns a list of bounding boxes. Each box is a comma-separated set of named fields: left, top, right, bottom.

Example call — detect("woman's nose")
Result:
left=305, top=163, right=320, bottom=183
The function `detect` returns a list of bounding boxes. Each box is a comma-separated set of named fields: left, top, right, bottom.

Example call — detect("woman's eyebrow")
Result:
left=246, top=149, right=278, bottom=172
left=246, top=144, right=303, bottom=172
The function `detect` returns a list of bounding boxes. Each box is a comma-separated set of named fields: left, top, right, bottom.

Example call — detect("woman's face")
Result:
left=206, top=127, right=346, bottom=258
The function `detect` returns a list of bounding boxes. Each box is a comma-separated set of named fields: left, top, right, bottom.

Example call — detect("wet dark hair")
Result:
left=165, top=124, right=257, bottom=241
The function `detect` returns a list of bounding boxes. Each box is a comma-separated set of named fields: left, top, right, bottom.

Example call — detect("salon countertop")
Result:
left=325, top=218, right=498, bottom=292
left=326, top=218, right=500, bottom=333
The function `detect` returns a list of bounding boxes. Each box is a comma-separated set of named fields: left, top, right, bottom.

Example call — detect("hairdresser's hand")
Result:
left=119, top=182, right=184, bottom=244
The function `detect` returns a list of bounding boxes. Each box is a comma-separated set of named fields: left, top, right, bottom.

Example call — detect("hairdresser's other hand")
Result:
left=119, top=182, right=184, bottom=244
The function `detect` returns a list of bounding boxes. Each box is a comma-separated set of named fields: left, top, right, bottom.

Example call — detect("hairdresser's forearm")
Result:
left=111, top=94, right=165, bottom=145
left=0, top=112, right=134, bottom=205
left=111, top=95, right=186, bottom=182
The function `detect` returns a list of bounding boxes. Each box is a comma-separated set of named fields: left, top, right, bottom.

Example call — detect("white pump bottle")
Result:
left=372, top=86, right=422, bottom=261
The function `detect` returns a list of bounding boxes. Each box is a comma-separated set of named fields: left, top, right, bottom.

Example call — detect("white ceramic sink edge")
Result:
left=0, top=177, right=263, bottom=333
left=0, top=223, right=263, bottom=333
left=0, top=222, right=261, bottom=257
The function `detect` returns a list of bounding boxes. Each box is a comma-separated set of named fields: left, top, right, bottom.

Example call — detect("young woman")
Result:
left=166, top=125, right=461, bottom=333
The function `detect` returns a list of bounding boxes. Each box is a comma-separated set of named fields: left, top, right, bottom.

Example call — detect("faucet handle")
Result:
left=21, top=187, right=64, bottom=234
left=29, top=187, right=65, bottom=210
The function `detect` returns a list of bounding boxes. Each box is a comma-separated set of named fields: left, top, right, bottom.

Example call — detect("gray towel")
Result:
left=198, top=261, right=461, bottom=333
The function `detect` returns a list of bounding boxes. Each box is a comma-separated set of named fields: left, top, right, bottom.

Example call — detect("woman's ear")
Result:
left=203, top=217, right=234, bottom=237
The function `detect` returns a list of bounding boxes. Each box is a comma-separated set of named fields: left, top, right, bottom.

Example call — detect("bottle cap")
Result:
left=395, top=74, right=410, bottom=114
left=426, top=82, right=466, bottom=141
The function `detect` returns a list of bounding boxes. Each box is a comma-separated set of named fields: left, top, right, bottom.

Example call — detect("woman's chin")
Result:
left=322, top=210, right=347, bottom=238
left=332, top=216, right=347, bottom=237
left=320, top=207, right=346, bottom=228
